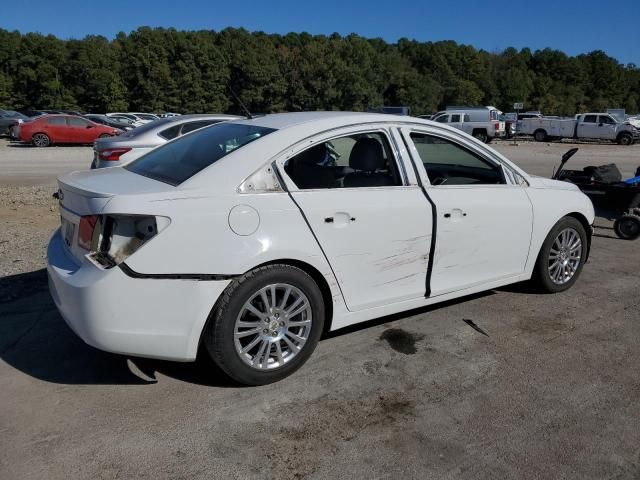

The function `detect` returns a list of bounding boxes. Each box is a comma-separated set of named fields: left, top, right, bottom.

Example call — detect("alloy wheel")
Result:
left=548, top=227, right=582, bottom=285
left=234, top=283, right=313, bottom=370
left=32, top=133, right=49, bottom=147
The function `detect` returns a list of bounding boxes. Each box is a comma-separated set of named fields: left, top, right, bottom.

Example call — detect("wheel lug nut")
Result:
left=263, top=329, right=268, bottom=334
left=280, top=321, right=285, bottom=326
left=275, top=313, right=280, bottom=318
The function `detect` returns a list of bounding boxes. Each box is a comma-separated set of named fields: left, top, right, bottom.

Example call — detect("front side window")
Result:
left=583, top=115, right=597, bottom=123
left=434, top=114, right=449, bottom=123
left=598, top=115, right=615, bottom=125
left=410, top=133, right=505, bottom=186
left=68, top=117, right=90, bottom=127
left=450, top=114, right=461, bottom=122
left=284, top=132, right=403, bottom=189
left=47, top=117, right=67, bottom=125
left=126, top=123, right=276, bottom=186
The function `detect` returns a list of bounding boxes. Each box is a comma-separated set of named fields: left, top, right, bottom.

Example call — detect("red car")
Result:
left=19, top=114, right=121, bottom=147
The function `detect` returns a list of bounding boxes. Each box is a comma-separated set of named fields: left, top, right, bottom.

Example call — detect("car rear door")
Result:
left=401, top=126, right=533, bottom=296
left=278, top=125, right=433, bottom=312
left=44, top=116, right=69, bottom=141
left=577, top=114, right=599, bottom=138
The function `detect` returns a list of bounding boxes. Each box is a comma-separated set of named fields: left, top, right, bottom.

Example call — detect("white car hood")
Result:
left=527, top=175, right=580, bottom=191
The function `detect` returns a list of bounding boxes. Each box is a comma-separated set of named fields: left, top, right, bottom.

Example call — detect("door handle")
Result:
left=444, top=210, right=467, bottom=219
left=325, top=213, right=356, bottom=225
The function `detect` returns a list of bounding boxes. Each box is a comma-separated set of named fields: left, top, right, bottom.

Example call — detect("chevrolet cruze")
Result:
left=47, top=112, right=594, bottom=385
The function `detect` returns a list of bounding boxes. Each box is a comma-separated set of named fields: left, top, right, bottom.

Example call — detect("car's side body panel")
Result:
left=48, top=112, right=597, bottom=363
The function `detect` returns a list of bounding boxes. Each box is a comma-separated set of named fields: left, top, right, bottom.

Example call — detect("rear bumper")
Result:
left=47, top=229, right=230, bottom=361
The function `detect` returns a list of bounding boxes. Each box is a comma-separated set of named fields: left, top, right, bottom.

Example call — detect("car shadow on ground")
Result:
left=0, top=268, right=546, bottom=387
left=0, top=269, right=239, bottom=387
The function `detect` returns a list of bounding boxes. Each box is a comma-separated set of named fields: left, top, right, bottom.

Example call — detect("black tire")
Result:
left=613, top=214, right=640, bottom=240
left=617, top=133, right=633, bottom=146
left=32, top=132, right=50, bottom=147
left=534, top=129, right=547, bottom=142
left=485, top=136, right=494, bottom=144
left=533, top=216, right=588, bottom=293
left=205, top=264, right=325, bottom=385
left=472, top=130, right=488, bottom=143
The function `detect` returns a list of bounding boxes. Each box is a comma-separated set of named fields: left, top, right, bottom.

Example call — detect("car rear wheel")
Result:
left=32, top=133, right=50, bottom=147
left=472, top=130, right=488, bottom=143
left=533, top=217, right=587, bottom=293
left=205, top=264, right=325, bottom=385
left=534, top=129, right=547, bottom=142
left=613, top=214, right=640, bottom=240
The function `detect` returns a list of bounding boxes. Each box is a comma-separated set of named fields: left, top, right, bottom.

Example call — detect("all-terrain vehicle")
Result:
left=553, top=148, right=640, bottom=240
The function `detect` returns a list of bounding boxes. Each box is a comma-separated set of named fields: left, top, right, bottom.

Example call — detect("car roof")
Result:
left=233, top=111, right=424, bottom=130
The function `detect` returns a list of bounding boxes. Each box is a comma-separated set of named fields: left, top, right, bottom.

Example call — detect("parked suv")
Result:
left=92, top=114, right=240, bottom=168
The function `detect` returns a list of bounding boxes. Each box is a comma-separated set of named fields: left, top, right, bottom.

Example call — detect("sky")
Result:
left=4, top=0, right=640, bottom=65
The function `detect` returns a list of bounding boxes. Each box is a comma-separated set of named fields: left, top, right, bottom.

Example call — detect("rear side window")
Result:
left=47, top=117, right=66, bottom=125
left=158, top=124, right=181, bottom=140
left=181, top=120, right=220, bottom=135
left=126, top=123, right=276, bottom=185
left=583, top=115, right=597, bottom=123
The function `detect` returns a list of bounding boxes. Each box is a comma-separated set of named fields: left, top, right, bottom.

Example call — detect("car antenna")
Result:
left=227, top=83, right=253, bottom=119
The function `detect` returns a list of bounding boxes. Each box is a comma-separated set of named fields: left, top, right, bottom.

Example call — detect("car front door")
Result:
left=596, top=115, right=618, bottom=140
left=279, top=126, right=433, bottom=311
left=67, top=116, right=95, bottom=143
left=401, top=127, right=533, bottom=296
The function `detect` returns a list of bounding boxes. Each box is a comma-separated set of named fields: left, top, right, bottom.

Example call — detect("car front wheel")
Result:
left=205, top=264, right=325, bottom=385
left=533, top=216, right=588, bottom=293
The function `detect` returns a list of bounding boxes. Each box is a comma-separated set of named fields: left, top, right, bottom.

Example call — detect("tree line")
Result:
left=1, top=27, right=638, bottom=116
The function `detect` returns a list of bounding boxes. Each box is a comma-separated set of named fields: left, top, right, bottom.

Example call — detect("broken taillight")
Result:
left=78, top=215, right=99, bottom=250
left=98, top=147, right=131, bottom=161
left=84, top=215, right=170, bottom=268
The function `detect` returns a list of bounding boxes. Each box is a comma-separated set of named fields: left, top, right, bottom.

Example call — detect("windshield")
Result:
left=126, top=123, right=276, bottom=185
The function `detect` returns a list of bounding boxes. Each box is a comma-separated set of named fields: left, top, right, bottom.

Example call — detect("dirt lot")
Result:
left=1, top=138, right=639, bottom=479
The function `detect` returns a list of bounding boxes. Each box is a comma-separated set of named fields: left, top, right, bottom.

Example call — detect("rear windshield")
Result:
left=119, top=118, right=171, bottom=137
left=126, top=123, right=276, bottom=185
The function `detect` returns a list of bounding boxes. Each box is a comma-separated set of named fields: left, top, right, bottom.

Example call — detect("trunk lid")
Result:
left=57, top=167, right=172, bottom=216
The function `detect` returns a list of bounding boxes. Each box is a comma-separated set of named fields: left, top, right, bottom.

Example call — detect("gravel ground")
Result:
left=0, top=137, right=639, bottom=479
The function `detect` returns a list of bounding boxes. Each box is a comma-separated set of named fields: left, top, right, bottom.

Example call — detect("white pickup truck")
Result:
left=431, top=106, right=506, bottom=143
left=520, top=113, right=639, bottom=145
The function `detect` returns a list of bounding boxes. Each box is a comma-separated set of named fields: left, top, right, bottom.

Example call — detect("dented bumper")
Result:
left=47, top=229, right=231, bottom=361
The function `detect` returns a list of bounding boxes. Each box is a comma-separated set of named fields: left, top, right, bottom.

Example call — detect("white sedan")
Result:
left=47, top=112, right=594, bottom=385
